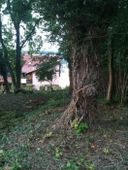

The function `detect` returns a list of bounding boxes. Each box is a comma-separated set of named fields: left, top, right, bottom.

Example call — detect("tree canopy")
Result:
left=0, top=0, right=43, bottom=91
left=34, top=0, right=128, bottom=127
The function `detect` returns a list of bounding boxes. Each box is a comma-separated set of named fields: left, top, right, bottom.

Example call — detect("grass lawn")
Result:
left=0, top=89, right=128, bottom=170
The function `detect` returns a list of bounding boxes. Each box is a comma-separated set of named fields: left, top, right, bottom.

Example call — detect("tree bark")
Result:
left=0, top=15, right=16, bottom=89
left=15, top=24, right=21, bottom=90
left=0, top=58, right=10, bottom=93
left=2, top=74, right=10, bottom=93
left=53, top=34, right=100, bottom=129
left=68, top=57, right=73, bottom=95
left=106, top=38, right=114, bottom=102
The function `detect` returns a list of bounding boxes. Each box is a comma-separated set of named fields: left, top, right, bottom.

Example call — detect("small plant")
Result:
left=61, top=161, right=80, bottom=170
left=86, top=162, right=96, bottom=170
left=71, top=119, right=89, bottom=134
left=76, top=122, right=89, bottom=134
left=71, top=119, right=79, bottom=129
left=0, top=149, right=5, bottom=166
left=0, top=149, right=5, bottom=157
left=55, top=147, right=63, bottom=159
left=12, top=159, right=22, bottom=170
left=20, top=142, right=31, bottom=149
left=76, top=157, right=85, bottom=166
left=103, top=147, right=110, bottom=155
left=44, top=131, right=53, bottom=139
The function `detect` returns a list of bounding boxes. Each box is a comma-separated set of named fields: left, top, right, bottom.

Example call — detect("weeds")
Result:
left=71, top=120, right=89, bottom=134
left=61, top=161, right=80, bottom=170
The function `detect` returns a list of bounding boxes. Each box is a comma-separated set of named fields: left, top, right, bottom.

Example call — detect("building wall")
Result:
left=58, top=61, right=70, bottom=88
left=32, top=59, right=70, bottom=90
left=32, top=72, right=50, bottom=90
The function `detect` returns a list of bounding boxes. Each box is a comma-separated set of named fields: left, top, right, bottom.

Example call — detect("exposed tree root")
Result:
left=52, top=84, right=97, bottom=131
left=52, top=100, right=76, bottom=130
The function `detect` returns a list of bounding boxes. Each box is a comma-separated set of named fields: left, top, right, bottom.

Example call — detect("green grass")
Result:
left=0, top=89, right=127, bottom=170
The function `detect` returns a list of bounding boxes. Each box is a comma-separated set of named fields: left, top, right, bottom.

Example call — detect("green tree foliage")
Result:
left=6, top=0, right=42, bottom=90
left=100, top=0, right=128, bottom=103
left=112, top=1, right=128, bottom=103
left=0, top=0, right=43, bottom=91
left=37, top=57, right=58, bottom=82
left=35, top=0, right=119, bottom=126
left=28, top=35, right=43, bottom=55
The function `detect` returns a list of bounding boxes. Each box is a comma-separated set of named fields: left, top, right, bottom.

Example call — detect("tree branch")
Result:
left=20, top=18, right=42, bottom=49
left=7, top=0, right=17, bottom=28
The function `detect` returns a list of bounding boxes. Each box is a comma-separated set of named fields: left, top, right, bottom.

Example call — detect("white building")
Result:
left=21, top=53, right=70, bottom=90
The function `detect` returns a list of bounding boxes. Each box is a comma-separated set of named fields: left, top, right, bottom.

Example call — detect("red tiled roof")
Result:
left=22, top=64, right=37, bottom=74
left=22, top=54, right=40, bottom=74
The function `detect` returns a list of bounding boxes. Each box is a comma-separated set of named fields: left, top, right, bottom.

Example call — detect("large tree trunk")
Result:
left=3, top=51, right=16, bottom=89
left=2, top=74, right=10, bottom=93
left=0, top=60, right=10, bottom=93
left=54, top=35, right=100, bottom=129
left=68, top=57, right=73, bottom=95
left=6, top=58, right=16, bottom=89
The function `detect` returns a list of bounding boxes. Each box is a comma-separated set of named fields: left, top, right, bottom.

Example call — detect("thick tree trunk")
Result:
left=6, top=58, right=16, bottom=88
left=3, top=51, right=16, bottom=89
left=3, top=75, right=10, bottom=93
left=53, top=36, right=99, bottom=129
left=68, top=57, right=73, bottom=95
left=0, top=62, right=10, bottom=93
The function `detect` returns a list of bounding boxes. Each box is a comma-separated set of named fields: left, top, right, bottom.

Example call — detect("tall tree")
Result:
left=0, top=1, right=17, bottom=90
left=0, top=12, right=17, bottom=88
left=113, top=0, right=128, bottom=103
left=37, top=0, right=119, bottom=128
left=0, top=0, right=43, bottom=92
left=6, top=0, right=42, bottom=91
left=101, top=0, right=128, bottom=103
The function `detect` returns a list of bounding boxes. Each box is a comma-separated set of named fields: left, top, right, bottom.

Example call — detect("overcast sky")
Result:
left=2, top=14, right=59, bottom=52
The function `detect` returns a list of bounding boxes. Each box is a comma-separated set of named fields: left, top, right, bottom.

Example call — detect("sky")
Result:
left=23, top=37, right=59, bottom=52
left=2, top=13, right=59, bottom=53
